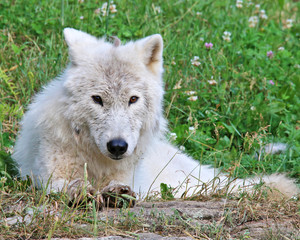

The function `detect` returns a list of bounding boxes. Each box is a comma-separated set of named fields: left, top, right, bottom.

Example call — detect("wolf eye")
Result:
left=92, top=95, right=103, bottom=106
left=129, top=96, right=139, bottom=105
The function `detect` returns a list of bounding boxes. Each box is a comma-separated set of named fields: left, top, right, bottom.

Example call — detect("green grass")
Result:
left=1, top=0, right=299, bottom=181
left=0, top=0, right=299, bottom=238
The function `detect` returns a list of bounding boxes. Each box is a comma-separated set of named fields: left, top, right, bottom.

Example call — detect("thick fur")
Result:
left=13, top=28, right=298, bottom=201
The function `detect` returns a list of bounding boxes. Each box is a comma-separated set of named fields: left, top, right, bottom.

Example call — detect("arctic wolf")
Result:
left=13, top=28, right=298, bottom=206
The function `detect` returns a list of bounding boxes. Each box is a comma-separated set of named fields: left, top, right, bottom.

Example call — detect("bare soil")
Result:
left=92, top=199, right=299, bottom=239
left=3, top=196, right=299, bottom=239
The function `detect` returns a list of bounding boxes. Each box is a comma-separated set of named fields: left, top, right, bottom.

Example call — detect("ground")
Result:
left=90, top=200, right=299, bottom=239
left=2, top=191, right=299, bottom=239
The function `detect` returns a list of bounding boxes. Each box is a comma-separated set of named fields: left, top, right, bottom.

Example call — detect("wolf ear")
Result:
left=63, top=28, right=98, bottom=64
left=137, top=34, right=163, bottom=75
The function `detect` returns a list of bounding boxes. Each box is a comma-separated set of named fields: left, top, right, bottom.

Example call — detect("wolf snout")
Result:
left=107, top=138, right=128, bottom=159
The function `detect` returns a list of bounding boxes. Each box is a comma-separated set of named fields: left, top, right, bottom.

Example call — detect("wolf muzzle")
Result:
left=107, top=138, right=128, bottom=160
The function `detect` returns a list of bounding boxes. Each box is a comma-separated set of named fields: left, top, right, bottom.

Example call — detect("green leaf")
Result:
left=11, top=44, right=21, bottom=54
left=278, top=0, right=284, bottom=9
left=160, top=183, right=174, bottom=200
left=31, top=23, right=43, bottom=35
left=268, top=101, right=286, bottom=114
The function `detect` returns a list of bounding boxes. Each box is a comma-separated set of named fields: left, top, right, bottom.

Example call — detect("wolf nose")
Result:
left=107, top=139, right=128, bottom=158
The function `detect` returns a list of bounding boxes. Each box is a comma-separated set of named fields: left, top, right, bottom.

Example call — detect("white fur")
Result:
left=13, top=28, right=299, bottom=199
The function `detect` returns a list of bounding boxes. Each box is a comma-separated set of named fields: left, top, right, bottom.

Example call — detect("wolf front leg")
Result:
left=44, top=158, right=136, bottom=209
left=24, top=149, right=104, bottom=209
left=42, top=170, right=103, bottom=209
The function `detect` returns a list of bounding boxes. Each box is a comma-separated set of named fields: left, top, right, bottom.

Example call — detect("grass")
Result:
left=1, top=179, right=299, bottom=239
left=0, top=0, right=299, bottom=238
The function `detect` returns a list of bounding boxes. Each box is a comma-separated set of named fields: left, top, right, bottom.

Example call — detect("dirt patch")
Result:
left=2, top=194, right=299, bottom=239
left=95, top=199, right=299, bottom=239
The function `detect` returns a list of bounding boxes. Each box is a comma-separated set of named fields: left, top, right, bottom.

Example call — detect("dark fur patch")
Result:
left=74, top=126, right=81, bottom=135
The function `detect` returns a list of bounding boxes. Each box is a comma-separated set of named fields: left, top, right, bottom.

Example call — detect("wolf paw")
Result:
left=67, top=179, right=103, bottom=209
left=101, top=184, right=136, bottom=208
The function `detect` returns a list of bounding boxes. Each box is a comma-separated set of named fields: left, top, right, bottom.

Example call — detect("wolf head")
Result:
left=62, top=28, right=166, bottom=160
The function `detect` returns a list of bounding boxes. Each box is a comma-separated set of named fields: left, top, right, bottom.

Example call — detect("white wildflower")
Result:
left=185, top=91, right=196, bottom=95
left=199, top=37, right=204, bottom=41
left=79, top=16, right=84, bottom=20
left=170, top=132, right=177, bottom=141
left=250, top=106, right=256, bottom=111
left=286, top=19, right=293, bottom=29
left=191, top=56, right=201, bottom=66
left=278, top=47, right=284, bottom=51
left=101, top=2, right=108, bottom=16
left=171, top=57, right=176, bottom=65
left=94, top=8, right=101, bottom=14
left=208, top=76, right=217, bottom=85
left=109, top=4, right=117, bottom=13
left=259, top=10, right=268, bottom=19
left=248, top=16, right=259, bottom=27
left=236, top=0, right=243, bottom=8
left=173, top=79, right=182, bottom=90
left=154, top=6, right=161, bottom=14
left=260, top=13, right=268, bottom=20
left=208, top=80, right=217, bottom=85
left=179, top=145, right=186, bottom=151
left=291, top=195, right=298, bottom=200
left=5, top=146, right=13, bottom=154
left=255, top=4, right=260, bottom=9
left=222, top=31, right=231, bottom=42
left=187, top=96, right=198, bottom=101
left=100, top=1, right=117, bottom=16
left=189, top=126, right=195, bottom=132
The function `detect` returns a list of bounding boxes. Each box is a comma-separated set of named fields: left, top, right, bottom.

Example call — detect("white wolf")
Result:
left=13, top=28, right=298, bottom=206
